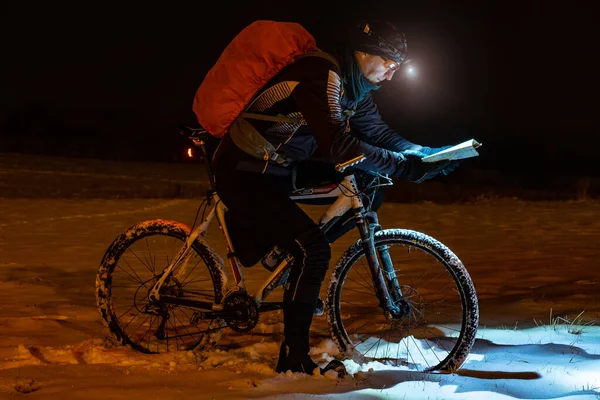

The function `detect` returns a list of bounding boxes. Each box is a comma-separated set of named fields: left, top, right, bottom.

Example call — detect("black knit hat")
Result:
left=344, top=20, right=408, bottom=63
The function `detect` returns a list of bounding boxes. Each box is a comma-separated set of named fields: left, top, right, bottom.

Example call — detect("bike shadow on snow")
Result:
left=332, top=369, right=599, bottom=400
left=263, top=337, right=600, bottom=399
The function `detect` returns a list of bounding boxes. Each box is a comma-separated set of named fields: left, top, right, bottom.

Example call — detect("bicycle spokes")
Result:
left=104, top=229, right=223, bottom=353
left=335, top=237, right=471, bottom=371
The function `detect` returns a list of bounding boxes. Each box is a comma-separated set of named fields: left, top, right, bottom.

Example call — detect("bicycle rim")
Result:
left=328, top=229, right=478, bottom=372
left=97, top=220, right=225, bottom=354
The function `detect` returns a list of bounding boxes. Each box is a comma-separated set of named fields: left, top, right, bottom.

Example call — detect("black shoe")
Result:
left=320, top=359, right=347, bottom=377
left=276, top=301, right=324, bottom=375
left=276, top=344, right=347, bottom=377
left=275, top=341, right=319, bottom=374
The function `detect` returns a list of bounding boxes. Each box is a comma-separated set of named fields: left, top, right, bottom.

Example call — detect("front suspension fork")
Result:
left=356, top=211, right=404, bottom=312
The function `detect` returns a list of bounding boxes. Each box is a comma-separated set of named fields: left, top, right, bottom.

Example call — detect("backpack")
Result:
left=192, top=20, right=339, bottom=143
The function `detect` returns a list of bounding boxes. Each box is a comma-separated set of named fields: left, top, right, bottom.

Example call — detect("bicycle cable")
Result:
left=187, top=195, right=209, bottom=236
left=334, top=175, right=377, bottom=226
left=336, top=172, right=393, bottom=210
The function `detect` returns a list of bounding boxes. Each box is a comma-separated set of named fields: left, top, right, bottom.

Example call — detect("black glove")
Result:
left=440, top=159, right=461, bottom=176
left=395, top=153, right=452, bottom=183
left=403, top=147, right=462, bottom=177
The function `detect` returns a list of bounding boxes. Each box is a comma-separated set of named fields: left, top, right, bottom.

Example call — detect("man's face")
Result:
left=355, top=51, right=399, bottom=84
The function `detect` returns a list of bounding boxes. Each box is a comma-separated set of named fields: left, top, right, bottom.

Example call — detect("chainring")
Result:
left=222, top=291, right=259, bottom=333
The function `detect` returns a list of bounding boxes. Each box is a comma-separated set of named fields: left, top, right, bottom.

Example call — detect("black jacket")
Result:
left=226, top=54, right=420, bottom=176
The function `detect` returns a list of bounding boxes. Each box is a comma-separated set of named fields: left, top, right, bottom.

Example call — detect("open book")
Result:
left=422, top=139, right=482, bottom=163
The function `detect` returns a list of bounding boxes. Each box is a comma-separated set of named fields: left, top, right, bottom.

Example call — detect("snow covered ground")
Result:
left=1, top=154, right=599, bottom=399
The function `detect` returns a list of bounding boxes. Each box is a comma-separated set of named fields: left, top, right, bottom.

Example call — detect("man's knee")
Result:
left=295, top=226, right=331, bottom=266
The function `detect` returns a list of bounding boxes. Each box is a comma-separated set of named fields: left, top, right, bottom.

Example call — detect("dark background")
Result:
left=0, top=1, right=597, bottom=188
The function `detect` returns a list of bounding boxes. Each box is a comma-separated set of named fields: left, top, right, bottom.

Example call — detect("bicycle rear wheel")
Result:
left=326, top=229, right=478, bottom=372
left=96, top=219, right=226, bottom=354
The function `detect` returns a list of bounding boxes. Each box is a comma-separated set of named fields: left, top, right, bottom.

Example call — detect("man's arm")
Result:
left=292, top=60, right=405, bottom=176
left=349, top=93, right=423, bottom=152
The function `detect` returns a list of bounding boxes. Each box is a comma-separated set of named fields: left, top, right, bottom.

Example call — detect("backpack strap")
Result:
left=239, top=112, right=306, bottom=125
left=230, top=50, right=341, bottom=169
left=229, top=118, right=293, bottom=167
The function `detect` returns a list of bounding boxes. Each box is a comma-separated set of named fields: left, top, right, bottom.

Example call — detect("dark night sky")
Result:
left=0, top=1, right=597, bottom=177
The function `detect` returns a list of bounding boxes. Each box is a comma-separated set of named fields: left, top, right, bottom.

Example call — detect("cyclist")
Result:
left=211, top=20, right=460, bottom=374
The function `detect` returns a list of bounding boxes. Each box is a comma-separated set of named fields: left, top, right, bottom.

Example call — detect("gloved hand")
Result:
left=440, top=159, right=461, bottom=176
left=395, top=153, right=452, bottom=183
left=403, top=147, right=462, bottom=177
left=413, top=145, right=452, bottom=157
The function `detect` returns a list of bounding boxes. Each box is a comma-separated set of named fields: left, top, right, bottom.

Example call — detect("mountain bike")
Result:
left=96, top=126, right=479, bottom=373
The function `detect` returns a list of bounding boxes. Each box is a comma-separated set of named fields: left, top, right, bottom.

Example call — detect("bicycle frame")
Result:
left=150, top=133, right=402, bottom=315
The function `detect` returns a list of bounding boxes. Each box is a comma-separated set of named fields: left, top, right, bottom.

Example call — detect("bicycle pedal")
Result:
left=313, top=297, right=324, bottom=316
left=320, top=359, right=347, bottom=377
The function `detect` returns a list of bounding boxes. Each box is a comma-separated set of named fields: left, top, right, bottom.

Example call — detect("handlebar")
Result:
left=335, top=154, right=366, bottom=173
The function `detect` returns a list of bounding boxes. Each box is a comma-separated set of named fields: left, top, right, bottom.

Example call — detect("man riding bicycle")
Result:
left=208, top=20, right=460, bottom=374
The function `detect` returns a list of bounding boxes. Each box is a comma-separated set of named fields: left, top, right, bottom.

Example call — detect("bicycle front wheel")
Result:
left=326, top=229, right=478, bottom=372
left=96, top=219, right=226, bottom=354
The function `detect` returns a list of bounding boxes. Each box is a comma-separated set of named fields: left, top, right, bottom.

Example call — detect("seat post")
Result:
left=200, top=141, right=216, bottom=192
left=179, top=125, right=217, bottom=193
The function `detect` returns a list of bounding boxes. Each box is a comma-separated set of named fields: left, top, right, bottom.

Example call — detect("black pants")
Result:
left=214, top=143, right=332, bottom=308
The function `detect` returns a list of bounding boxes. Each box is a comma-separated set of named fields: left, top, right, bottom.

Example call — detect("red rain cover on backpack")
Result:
left=192, top=20, right=317, bottom=138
